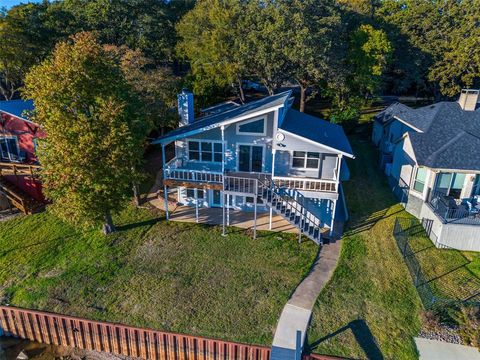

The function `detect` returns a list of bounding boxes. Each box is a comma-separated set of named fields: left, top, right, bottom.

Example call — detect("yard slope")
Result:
left=0, top=205, right=317, bottom=346
left=307, top=131, right=423, bottom=360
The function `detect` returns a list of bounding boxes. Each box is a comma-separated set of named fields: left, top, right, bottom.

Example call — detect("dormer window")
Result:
left=236, top=117, right=266, bottom=136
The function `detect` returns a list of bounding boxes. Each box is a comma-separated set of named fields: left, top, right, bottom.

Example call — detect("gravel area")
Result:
left=419, top=324, right=463, bottom=345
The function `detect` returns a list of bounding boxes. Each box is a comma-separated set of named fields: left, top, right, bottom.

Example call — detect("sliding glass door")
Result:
left=434, top=172, right=466, bottom=199
left=238, top=145, right=263, bottom=172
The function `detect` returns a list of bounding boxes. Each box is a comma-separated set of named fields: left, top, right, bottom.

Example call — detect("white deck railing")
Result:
left=165, top=168, right=223, bottom=183
left=272, top=176, right=338, bottom=193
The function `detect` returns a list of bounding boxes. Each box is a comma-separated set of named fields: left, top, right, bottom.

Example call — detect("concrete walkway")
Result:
left=271, top=238, right=342, bottom=360
left=415, top=338, right=480, bottom=360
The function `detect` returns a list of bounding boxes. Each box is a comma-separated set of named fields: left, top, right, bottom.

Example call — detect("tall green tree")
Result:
left=176, top=0, right=246, bottom=101
left=24, top=32, right=149, bottom=234
left=281, top=0, right=341, bottom=112
left=349, top=24, right=392, bottom=99
left=0, top=2, right=75, bottom=99
left=63, top=0, right=194, bottom=63
left=238, top=0, right=290, bottom=96
left=106, top=45, right=179, bottom=134
left=428, top=1, right=480, bottom=96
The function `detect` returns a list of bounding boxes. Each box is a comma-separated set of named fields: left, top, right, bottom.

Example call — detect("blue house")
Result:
left=153, top=90, right=354, bottom=245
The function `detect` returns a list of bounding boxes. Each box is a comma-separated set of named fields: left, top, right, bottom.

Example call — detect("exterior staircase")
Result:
left=0, top=162, right=44, bottom=215
left=224, top=176, right=323, bottom=245
left=258, top=179, right=323, bottom=245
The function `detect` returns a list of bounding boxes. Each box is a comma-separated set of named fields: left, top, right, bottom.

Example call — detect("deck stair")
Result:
left=224, top=176, right=323, bottom=245
left=259, top=180, right=322, bottom=245
left=0, top=162, right=43, bottom=214
left=0, top=179, right=44, bottom=215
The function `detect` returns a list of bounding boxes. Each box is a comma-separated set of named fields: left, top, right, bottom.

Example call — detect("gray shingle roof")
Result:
left=389, top=101, right=480, bottom=170
left=0, top=99, right=34, bottom=120
left=153, top=91, right=292, bottom=144
left=280, top=109, right=354, bottom=157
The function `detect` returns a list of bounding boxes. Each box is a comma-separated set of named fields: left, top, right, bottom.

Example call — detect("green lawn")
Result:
left=400, top=221, right=480, bottom=303
left=307, top=131, right=423, bottom=360
left=0, top=205, right=317, bottom=345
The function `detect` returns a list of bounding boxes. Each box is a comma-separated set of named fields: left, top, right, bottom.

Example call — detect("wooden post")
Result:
left=161, top=143, right=169, bottom=221
left=194, top=188, right=199, bottom=223
left=253, top=180, right=258, bottom=240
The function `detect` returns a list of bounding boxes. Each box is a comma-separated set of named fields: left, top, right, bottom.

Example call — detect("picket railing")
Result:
left=272, top=177, right=337, bottom=193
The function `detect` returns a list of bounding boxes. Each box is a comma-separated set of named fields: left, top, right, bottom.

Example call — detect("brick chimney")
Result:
left=458, top=89, right=479, bottom=111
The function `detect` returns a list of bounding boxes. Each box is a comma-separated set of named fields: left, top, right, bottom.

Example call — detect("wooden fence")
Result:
left=0, top=306, right=344, bottom=360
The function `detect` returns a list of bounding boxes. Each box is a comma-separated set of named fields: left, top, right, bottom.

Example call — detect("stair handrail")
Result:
left=257, top=178, right=322, bottom=230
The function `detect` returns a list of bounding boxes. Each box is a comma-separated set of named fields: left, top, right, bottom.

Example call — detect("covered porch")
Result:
left=425, top=172, right=480, bottom=225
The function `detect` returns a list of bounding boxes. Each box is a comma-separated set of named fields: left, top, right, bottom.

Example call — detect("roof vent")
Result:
left=458, top=89, right=479, bottom=111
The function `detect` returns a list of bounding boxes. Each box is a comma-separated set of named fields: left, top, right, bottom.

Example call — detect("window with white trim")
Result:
left=292, top=151, right=320, bottom=169
left=188, top=141, right=222, bottom=162
left=186, top=188, right=205, bottom=199
left=413, top=167, right=426, bottom=193
left=0, top=136, right=20, bottom=161
left=236, top=117, right=266, bottom=135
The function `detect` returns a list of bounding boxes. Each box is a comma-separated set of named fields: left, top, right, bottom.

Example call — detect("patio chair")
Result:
left=466, top=201, right=480, bottom=217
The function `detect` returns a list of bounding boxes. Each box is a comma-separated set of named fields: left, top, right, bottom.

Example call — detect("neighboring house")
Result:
left=153, top=90, right=354, bottom=245
left=374, top=89, right=480, bottom=251
left=0, top=99, right=46, bottom=213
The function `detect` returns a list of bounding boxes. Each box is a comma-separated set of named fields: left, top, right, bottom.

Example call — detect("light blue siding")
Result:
left=176, top=111, right=275, bottom=173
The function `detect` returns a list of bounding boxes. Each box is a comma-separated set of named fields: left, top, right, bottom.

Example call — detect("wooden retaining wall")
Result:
left=0, top=306, right=344, bottom=360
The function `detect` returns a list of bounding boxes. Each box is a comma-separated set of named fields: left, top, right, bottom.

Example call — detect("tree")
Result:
left=176, top=0, right=246, bottom=101
left=348, top=24, right=392, bottom=98
left=24, top=32, right=149, bottom=234
left=105, top=45, right=179, bottom=134
left=428, top=1, right=480, bottom=96
left=238, top=1, right=290, bottom=96
left=281, top=0, right=341, bottom=112
left=0, top=2, right=75, bottom=100
left=62, top=0, right=194, bottom=63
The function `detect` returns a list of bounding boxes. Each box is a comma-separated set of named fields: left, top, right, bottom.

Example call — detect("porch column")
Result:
left=227, top=194, right=230, bottom=226
left=222, top=126, right=226, bottom=236
left=194, top=188, right=199, bottom=223
left=336, top=154, right=343, bottom=190
left=253, top=180, right=258, bottom=239
left=269, top=149, right=276, bottom=230
left=271, top=149, right=276, bottom=181
left=161, top=143, right=169, bottom=221
left=330, top=199, right=337, bottom=238
left=269, top=208, right=273, bottom=230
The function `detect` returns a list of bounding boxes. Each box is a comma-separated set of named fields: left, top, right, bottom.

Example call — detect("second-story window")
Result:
left=292, top=151, right=320, bottom=169
left=236, top=117, right=266, bottom=136
left=188, top=141, right=222, bottom=162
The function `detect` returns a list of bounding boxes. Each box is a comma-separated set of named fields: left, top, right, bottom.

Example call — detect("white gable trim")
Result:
left=153, top=105, right=283, bottom=145
left=393, top=115, right=423, bottom=133
left=279, top=129, right=355, bottom=159
left=0, top=109, right=39, bottom=126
